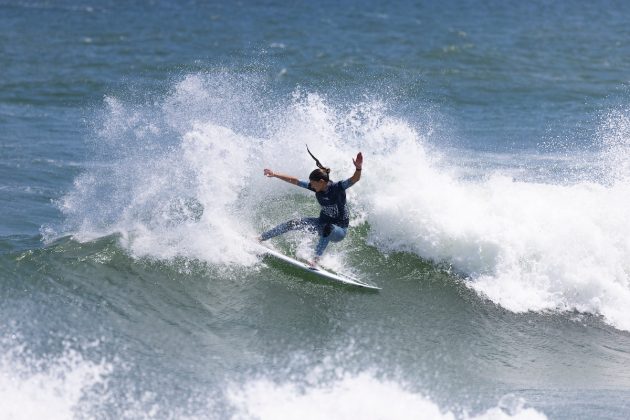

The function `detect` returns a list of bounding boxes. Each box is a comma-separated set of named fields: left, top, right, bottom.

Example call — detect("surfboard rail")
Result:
left=258, top=244, right=380, bottom=290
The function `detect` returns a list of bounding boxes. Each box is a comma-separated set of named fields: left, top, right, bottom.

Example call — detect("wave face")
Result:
left=49, top=73, right=630, bottom=332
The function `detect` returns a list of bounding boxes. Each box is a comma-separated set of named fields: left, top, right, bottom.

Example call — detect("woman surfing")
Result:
left=258, top=146, right=363, bottom=267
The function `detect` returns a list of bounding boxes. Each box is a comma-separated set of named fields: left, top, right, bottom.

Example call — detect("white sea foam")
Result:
left=0, top=340, right=111, bottom=420
left=359, top=108, right=630, bottom=331
left=0, top=334, right=216, bottom=419
left=54, top=75, right=267, bottom=267
left=0, top=333, right=545, bottom=419
left=54, top=73, right=630, bottom=331
left=228, top=371, right=547, bottom=420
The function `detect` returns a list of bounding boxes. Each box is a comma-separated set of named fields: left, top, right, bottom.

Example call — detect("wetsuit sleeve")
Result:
left=297, top=180, right=312, bottom=190
left=340, top=178, right=354, bottom=190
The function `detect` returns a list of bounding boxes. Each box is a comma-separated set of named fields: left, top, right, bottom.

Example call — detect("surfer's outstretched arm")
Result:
left=263, top=169, right=299, bottom=185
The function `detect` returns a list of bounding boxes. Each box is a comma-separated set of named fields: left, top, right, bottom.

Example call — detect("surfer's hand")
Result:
left=353, top=152, right=363, bottom=170
left=263, top=168, right=275, bottom=177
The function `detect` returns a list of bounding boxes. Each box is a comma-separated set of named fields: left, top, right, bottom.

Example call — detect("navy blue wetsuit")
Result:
left=260, top=178, right=355, bottom=256
left=299, top=179, right=351, bottom=228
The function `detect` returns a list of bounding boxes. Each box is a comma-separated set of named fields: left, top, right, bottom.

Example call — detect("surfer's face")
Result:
left=309, top=178, right=328, bottom=192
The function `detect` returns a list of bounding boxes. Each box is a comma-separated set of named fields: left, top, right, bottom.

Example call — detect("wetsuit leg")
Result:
left=315, top=225, right=347, bottom=256
left=260, top=217, right=320, bottom=241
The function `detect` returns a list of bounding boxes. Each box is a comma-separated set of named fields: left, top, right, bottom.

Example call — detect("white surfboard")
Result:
left=258, top=244, right=380, bottom=290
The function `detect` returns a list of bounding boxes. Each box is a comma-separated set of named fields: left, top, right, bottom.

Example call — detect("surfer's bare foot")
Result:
left=308, top=257, right=320, bottom=268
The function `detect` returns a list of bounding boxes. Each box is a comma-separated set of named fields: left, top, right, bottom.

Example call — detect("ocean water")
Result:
left=2, top=0, right=630, bottom=418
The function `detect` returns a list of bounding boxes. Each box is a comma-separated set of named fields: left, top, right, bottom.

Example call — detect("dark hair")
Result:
left=306, top=145, right=330, bottom=182
left=309, top=168, right=329, bottom=182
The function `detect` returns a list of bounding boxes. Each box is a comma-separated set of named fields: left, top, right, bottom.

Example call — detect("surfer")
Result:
left=259, top=146, right=363, bottom=267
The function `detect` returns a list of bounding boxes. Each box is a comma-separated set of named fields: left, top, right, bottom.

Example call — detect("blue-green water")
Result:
left=2, top=1, right=630, bottom=418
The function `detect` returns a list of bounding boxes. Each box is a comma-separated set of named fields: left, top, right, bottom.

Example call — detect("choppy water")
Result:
left=2, top=1, right=630, bottom=418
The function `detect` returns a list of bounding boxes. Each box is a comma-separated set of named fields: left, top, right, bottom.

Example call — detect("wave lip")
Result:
left=369, top=166, right=630, bottom=331
left=359, top=106, right=630, bottom=331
